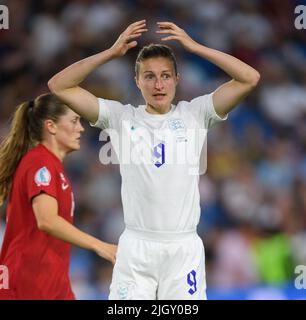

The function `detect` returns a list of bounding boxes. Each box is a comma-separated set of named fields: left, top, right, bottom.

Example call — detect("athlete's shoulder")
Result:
left=176, top=94, right=211, bottom=108
left=18, top=144, right=58, bottom=174
left=22, top=144, right=48, bottom=161
left=174, top=99, right=195, bottom=115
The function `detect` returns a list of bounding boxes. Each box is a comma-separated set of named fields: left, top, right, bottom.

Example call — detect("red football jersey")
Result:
left=0, top=144, right=75, bottom=300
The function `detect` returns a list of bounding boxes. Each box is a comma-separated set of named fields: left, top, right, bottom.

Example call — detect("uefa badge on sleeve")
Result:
left=34, top=167, right=51, bottom=186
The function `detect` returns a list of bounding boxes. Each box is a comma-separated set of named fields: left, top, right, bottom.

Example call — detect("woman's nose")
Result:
left=155, top=78, right=164, bottom=89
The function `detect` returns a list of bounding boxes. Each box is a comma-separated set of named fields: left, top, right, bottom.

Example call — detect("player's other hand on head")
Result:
left=156, top=22, right=198, bottom=52
left=110, top=20, right=148, bottom=58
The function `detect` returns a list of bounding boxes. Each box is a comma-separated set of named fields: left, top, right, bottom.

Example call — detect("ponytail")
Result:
left=0, top=93, right=69, bottom=205
left=0, top=101, right=33, bottom=205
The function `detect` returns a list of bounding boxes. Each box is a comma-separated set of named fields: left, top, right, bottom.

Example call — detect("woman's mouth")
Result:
left=153, top=93, right=166, bottom=100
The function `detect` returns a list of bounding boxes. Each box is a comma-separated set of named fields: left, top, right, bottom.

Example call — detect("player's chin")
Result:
left=74, top=142, right=81, bottom=150
left=151, top=99, right=168, bottom=109
left=69, top=141, right=81, bottom=152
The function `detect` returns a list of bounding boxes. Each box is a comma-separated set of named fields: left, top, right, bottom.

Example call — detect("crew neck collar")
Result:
left=140, top=104, right=175, bottom=119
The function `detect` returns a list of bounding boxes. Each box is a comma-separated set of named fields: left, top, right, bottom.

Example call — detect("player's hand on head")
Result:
left=156, top=22, right=198, bottom=52
left=110, top=20, right=148, bottom=57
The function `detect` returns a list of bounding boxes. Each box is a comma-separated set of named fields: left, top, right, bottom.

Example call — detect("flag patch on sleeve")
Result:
left=34, top=167, right=51, bottom=186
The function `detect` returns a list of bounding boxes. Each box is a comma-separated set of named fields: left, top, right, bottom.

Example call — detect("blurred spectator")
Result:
left=252, top=233, right=294, bottom=284
left=209, top=226, right=259, bottom=289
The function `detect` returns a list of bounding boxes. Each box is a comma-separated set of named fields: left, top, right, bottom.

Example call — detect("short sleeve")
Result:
left=26, top=163, right=58, bottom=202
left=90, top=98, right=130, bottom=130
left=187, top=93, right=228, bottom=129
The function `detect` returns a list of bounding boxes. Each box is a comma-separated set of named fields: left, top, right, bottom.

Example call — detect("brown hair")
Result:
left=0, top=93, right=69, bottom=205
left=135, top=44, right=178, bottom=79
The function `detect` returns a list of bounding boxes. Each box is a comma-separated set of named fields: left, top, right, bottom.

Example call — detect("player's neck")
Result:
left=41, top=141, right=66, bottom=162
left=145, top=103, right=171, bottom=115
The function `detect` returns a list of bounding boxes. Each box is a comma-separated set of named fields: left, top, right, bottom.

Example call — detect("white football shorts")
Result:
left=109, top=228, right=206, bottom=300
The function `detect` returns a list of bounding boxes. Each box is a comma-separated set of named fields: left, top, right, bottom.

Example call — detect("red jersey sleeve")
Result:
left=26, top=162, right=59, bottom=202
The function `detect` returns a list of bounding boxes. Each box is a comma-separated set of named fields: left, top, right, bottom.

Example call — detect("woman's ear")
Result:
left=176, top=73, right=180, bottom=85
left=44, top=119, right=57, bottom=135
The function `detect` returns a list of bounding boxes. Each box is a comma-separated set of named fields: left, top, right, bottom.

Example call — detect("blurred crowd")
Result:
left=1, top=0, right=306, bottom=299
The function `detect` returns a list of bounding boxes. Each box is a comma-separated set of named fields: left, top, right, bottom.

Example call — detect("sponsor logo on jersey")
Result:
left=34, top=167, right=51, bottom=186
left=60, top=173, right=69, bottom=190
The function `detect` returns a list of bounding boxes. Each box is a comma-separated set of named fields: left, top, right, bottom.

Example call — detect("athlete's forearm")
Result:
left=48, top=48, right=117, bottom=92
left=43, top=215, right=116, bottom=264
left=157, top=22, right=259, bottom=86
left=44, top=215, right=98, bottom=249
left=191, top=43, right=260, bottom=85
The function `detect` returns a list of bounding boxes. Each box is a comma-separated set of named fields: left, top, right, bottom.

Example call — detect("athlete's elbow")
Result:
left=37, top=218, right=55, bottom=233
left=37, top=221, right=49, bottom=232
left=47, top=77, right=60, bottom=95
left=47, top=75, right=68, bottom=97
left=248, top=71, right=261, bottom=89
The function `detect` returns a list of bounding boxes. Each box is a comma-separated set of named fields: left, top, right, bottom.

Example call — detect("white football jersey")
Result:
left=92, top=93, right=227, bottom=232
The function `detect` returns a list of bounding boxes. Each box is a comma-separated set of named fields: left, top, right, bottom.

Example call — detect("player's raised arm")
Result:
left=156, top=22, right=260, bottom=118
left=48, top=20, right=147, bottom=124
